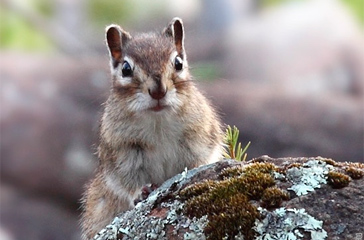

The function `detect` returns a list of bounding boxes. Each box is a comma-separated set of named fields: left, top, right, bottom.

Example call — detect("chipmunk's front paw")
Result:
left=133, top=183, right=158, bottom=205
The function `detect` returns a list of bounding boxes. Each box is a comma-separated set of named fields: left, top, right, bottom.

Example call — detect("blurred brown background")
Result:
left=0, top=0, right=363, bottom=239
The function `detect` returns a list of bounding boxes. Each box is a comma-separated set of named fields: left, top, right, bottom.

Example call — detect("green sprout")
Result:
left=223, top=125, right=251, bottom=161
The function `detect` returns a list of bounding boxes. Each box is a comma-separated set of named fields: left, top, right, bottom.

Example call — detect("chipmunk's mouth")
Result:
left=149, top=101, right=168, bottom=112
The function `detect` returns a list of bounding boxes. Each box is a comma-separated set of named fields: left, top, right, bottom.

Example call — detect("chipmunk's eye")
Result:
left=122, top=61, right=133, bottom=77
left=174, top=56, right=183, bottom=71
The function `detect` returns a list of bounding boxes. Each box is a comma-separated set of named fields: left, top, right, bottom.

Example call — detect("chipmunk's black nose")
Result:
left=149, top=74, right=166, bottom=100
left=149, top=87, right=167, bottom=100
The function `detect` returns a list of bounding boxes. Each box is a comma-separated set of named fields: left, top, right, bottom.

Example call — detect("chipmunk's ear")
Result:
left=106, top=24, right=131, bottom=68
left=164, top=18, right=185, bottom=57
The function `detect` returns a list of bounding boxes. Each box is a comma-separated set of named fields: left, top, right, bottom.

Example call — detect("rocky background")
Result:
left=0, top=0, right=363, bottom=239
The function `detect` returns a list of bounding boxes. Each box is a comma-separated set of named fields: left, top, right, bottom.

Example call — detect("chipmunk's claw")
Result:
left=134, top=183, right=159, bottom=205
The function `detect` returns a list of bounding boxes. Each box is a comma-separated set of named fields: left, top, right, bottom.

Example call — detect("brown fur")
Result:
left=80, top=18, right=224, bottom=239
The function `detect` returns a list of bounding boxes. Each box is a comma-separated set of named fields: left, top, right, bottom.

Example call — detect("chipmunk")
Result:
left=80, top=18, right=224, bottom=239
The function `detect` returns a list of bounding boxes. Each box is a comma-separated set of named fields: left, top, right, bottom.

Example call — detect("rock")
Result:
left=201, top=80, right=363, bottom=162
left=93, top=157, right=364, bottom=240
left=0, top=53, right=107, bottom=203
left=0, top=184, right=81, bottom=240
left=223, top=0, right=364, bottom=96
left=210, top=0, right=364, bottom=163
left=0, top=53, right=108, bottom=240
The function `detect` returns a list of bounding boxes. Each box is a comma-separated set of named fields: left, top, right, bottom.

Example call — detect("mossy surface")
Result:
left=345, top=166, right=364, bottom=179
left=261, top=187, right=290, bottom=208
left=327, top=171, right=351, bottom=188
left=92, top=158, right=364, bottom=240
left=179, top=162, right=289, bottom=240
left=178, top=158, right=364, bottom=239
left=321, top=158, right=339, bottom=167
left=287, top=162, right=303, bottom=169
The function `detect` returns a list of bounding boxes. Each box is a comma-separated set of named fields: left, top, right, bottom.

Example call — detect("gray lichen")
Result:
left=254, top=207, right=327, bottom=240
left=93, top=217, right=120, bottom=240
left=93, top=158, right=360, bottom=240
left=92, top=163, right=217, bottom=240
left=93, top=200, right=182, bottom=240
left=287, top=159, right=334, bottom=196
left=183, top=215, right=208, bottom=240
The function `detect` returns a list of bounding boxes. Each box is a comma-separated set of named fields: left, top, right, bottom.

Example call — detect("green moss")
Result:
left=261, top=187, right=290, bottom=208
left=345, top=166, right=364, bottom=180
left=287, top=162, right=303, bottom=169
left=322, top=158, right=339, bottom=167
left=219, top=166, right=244, bottom=179
left=243, top=162, right=277, bottom=174
left=179, top=180, right=219, bottom=200
left=327, top=171, right=351, bottom=188
left=179, top=162, right=288, bottom=240
left=204, top=194, right=259, bottom=239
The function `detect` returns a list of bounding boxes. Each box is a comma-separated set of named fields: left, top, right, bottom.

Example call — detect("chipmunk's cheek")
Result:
left=127, top=92, right=151, bottom=112
left=164, top=88, right=183, bottom=110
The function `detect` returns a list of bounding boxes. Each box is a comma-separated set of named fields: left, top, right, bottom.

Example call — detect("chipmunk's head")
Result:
left=105, top=18, right=191, bottom=114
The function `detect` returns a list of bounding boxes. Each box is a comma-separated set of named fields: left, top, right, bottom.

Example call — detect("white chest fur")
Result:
left=109, top=111, right=188, bottom=189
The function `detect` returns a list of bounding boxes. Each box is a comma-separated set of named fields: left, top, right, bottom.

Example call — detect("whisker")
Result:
left=175, top=90, right=189, bottom=97
left=174, top=80, right=192, bottom=87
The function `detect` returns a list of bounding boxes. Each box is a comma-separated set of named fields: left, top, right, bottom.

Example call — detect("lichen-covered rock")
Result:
left=87, top=157, right=364, bottom=240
